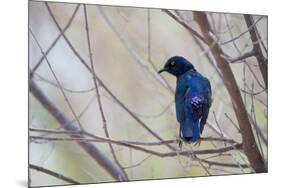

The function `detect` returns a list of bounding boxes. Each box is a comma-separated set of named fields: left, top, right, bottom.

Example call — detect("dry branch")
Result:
left=163, top=10, right=208, bottom=45
left=34, top=73, right=98, bottom=94
left=30, top=134, right=242, bottom=157
left=83, top=4, right=128, bottom=180
left=44, top=3, right=177, bottom=153
left=221, top=49, right=256, bottom=63
left=29, top=164, right=80, bottom=184
left=29, top=80, right=127, bottom=181
left=98, top=7, right=174, bottom=94
left=244, top=15, right=268, bottom=89
left=29, top=28, right=85, bottom=132
left=32, top=3, right=259, bottom=175
left=30, top=127, right=238, bottom=145
left=193, top=12, right=266, bottom=173
left=30, top=4, right=80, bottom=77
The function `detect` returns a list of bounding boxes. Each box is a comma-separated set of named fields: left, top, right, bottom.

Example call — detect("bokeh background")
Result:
left=29, top=1, right=267, bottom=187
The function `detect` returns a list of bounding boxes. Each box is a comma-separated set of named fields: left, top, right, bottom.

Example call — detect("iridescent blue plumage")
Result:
left=158, top=56, right=212, bottom=143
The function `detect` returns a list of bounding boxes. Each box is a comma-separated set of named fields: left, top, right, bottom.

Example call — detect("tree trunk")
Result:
left=244, top=15, right=268, bottom=90
left=193, top=12, right=266, bottom=173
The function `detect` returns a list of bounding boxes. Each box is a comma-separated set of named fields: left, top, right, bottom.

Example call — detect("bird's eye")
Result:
left=170, top=61, right=176, bottom=66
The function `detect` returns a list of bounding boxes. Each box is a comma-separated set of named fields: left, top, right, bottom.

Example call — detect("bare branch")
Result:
left=122, top=155, right=152, bottom=169
left=83, top=4, right=128, bottom=180
left=29, top=28, right=85, bottom=131
left=221, top=49, right=256, bottom=63
left=30, top=4, right=80, bottom=77
left=132, top=100, right=174, bottom=119
left=255, top=23, right=268, bottom=53
left=30, top=135, right=242, bottom=157
left=30, top=128, right=81, bottom=135
left=220, top=16, right=263, bottom=45
left=44, top=2, right=90, bottom=70
left=145, top=9, right=175, bottom=93
left=249, top=82, right=266, bottom=166
left=97, top=7, right=174, bottom=94
left=44, top=3, right=177, bottom=152
left=193, top=12, right=266, bottom=172
left=34, top=73, right=99, bottom=94
left=192, top=32, right=223, bottom=80
left=29, top=80, right=127, bottom=181
left=244, top=15, right=268, bottom=89
left=30, top=127, right=238, bottom=145
left=29, top=164, right=80, bottom=184
left=223, top=15, right=266, bottom=90
left=224, top=113, right=240, bottom=133
left=194, top=156, right=249, bottom=169
left=162, top=9, right=208, bottom=45
left=240, top=88, right=266, bottom=96
left=247, top=112, right=267, bottom=144
left=212, top=111, right=224, bottom=138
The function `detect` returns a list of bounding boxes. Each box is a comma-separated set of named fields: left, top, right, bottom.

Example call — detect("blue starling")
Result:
left=158, top=56, right=212, bottom=143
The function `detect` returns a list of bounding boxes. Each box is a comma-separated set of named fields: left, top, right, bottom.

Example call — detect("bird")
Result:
left=158, top=56, right=212, bottom=145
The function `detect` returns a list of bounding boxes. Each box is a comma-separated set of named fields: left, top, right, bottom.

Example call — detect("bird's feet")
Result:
left=176, top=137, right=184, bottom=150
left=193, top=138, right=201, bottom=147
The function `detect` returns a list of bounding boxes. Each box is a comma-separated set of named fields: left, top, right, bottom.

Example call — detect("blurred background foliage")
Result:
left=29, top=1, right=267, bottom=187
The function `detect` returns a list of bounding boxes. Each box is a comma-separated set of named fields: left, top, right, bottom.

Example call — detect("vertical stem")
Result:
left=244, top=15, right=268, bottom=89
left=193, top=12, right=266, bottom=173
left=83, top=4, right=128, bottom=180
left=250, top=82, right=266, bottom=167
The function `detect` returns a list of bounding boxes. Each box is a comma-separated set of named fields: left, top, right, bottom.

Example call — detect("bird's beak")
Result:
left=157, top=67, right=168, bottom=74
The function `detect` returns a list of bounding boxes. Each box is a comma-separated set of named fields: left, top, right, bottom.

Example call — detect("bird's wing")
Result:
left=175, top=85, right=189, bottom=122
left=199, top=78, right=212, bottom=134
left=199, top=103, right=210, bottom=134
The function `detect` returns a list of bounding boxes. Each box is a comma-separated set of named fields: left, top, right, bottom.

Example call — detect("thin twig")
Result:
left=30, top=135, right=242, bottom=157
left=83, top=4, right=128, bottom=180
left=29, top=28, right=85, bottom=131
left=212, top=111, right=224, bottom=139
left=34, top=73, right=99, bottom=94
left=240, top=88, right=266, bottom=96
left=30, top=4, right=80, bottom=77
left=98, top=7, right=174, bottom=94
left=220, top=16, right=263, bottom=45
left=30, top=127, right=238, bottom=145
left=194, top=154, right=211, bottom=175
left=244, top=15, right=268, bottom=89
left=209, top=167, right=237, bottom=174
left=220, top=49, right=256, bottom=63
left=250, top=82, right=266, bottom=166
left=145, top=9, right=175, bottom=93
left=255, top=22, right=268, bottom=53
left=193, top=12, right=266, bottom=172
left=132, top=100, right=174, bottom=119
left=123, top=155, right=152, bottom=169
left=43, top=4, right=245, bottom=174
left=29, top=80, right=127, bottom=181
left=30, top=164, right=80, bottom=184
left=162, top=9, right=208, bottom=45
left=30, top=128, right=81, bottom=135
left=45, top=3, right=177, bottom=152
left=224, top=113, right=240, bottom=133
left=193, top=157, right=249, bottom=169
left=247, top=112, right=267, bottom=144
left=202, top=153, right=232, bottom=160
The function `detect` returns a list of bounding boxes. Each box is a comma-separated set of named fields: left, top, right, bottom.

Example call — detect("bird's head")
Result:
left=157, top=56, right=195, bottom=77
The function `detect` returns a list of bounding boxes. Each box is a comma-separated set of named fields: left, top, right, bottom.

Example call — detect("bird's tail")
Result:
left=180, top=117, right=200, bottom=142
